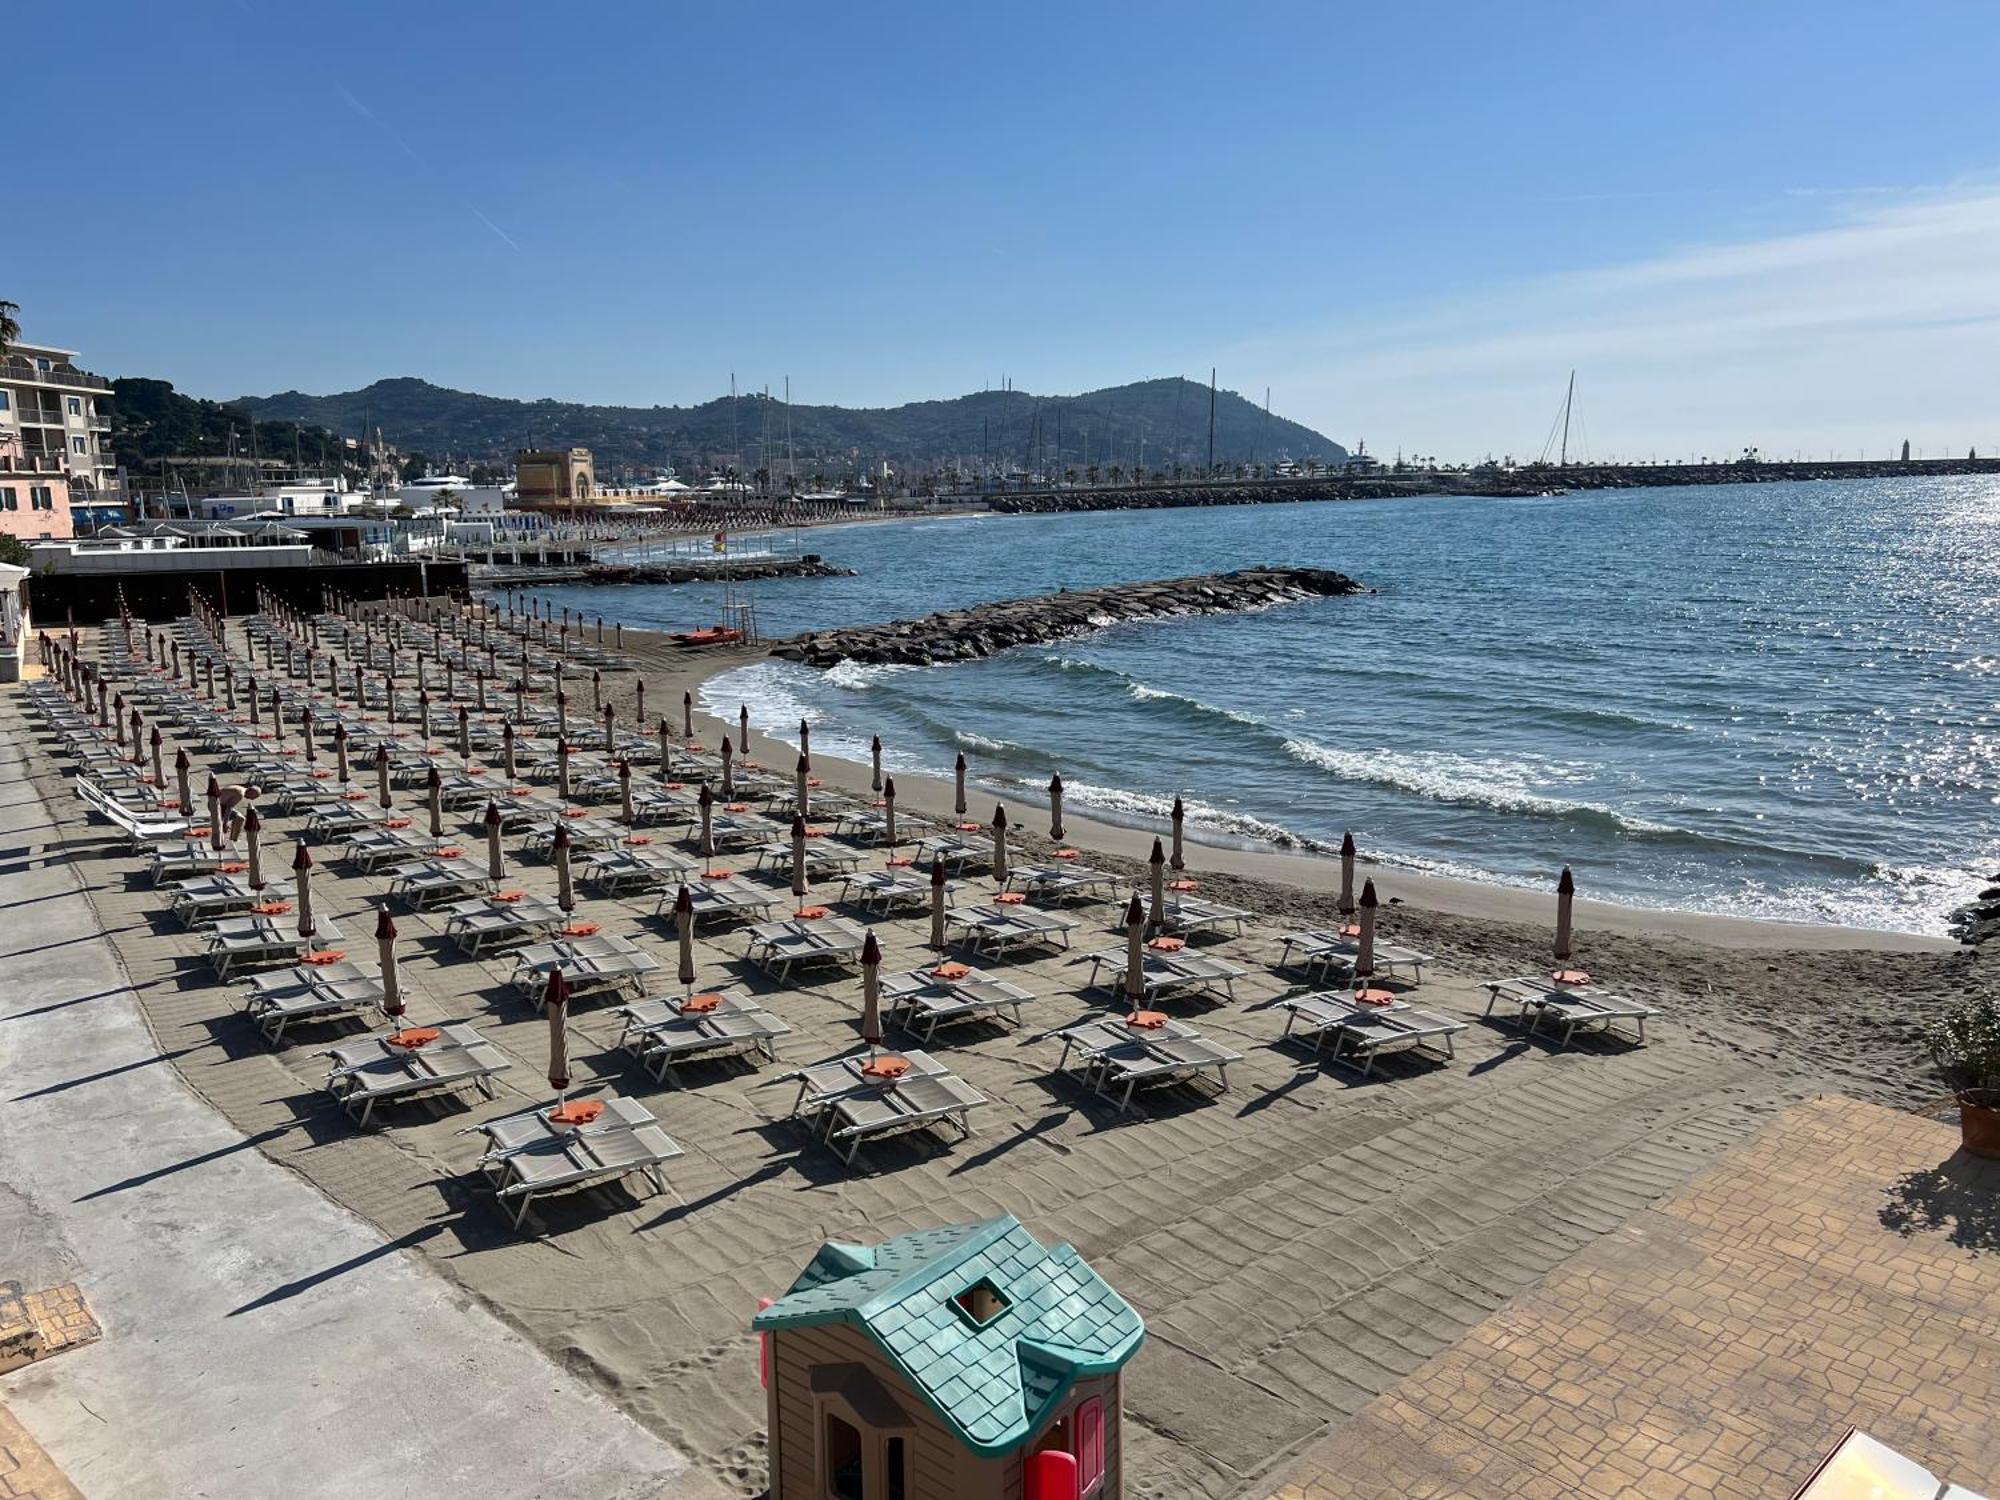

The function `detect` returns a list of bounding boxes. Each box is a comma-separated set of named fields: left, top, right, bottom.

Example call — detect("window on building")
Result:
left=31, top=487, right=53, bottom=511
left=1074, top=1398, right=1105, bottom=1495
left=33, top=357, right=51, bottom=375
left=0, top=487, right=16, bottom=511
left=0, top=390, right=11, bottom=411
left=67, top=396, right=82, bottom=416
left=71, top=435, right=87, bottom=454
left=824, top=1413, right=864, bottom=1500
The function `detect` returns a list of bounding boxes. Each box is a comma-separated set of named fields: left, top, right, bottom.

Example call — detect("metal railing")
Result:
left=0, top=355, right=113, bottom=392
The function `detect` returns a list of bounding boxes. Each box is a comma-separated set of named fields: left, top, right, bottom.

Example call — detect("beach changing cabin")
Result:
left=754, top=1215, right=1146, bottom=1500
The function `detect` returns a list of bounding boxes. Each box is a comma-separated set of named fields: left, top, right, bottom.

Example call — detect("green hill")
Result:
left=237, top=375, right=1346, bottom=479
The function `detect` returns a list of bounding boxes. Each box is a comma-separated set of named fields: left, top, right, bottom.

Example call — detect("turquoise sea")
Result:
left=531, top=477, right=2000, bottom=934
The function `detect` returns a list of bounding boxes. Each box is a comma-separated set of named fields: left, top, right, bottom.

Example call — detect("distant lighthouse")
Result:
left=1901, top=439, right=1911, bottom=462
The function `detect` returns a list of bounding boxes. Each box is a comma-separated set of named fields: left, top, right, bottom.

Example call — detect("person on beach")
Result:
left=216, top=783, right=261, bottom=843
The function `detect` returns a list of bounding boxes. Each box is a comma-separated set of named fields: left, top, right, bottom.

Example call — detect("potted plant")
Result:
left=1929, top=992, right=2000, bottom=1158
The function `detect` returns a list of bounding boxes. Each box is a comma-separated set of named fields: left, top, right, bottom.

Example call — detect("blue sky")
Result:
left=11, top=1, right=2000, bottom=460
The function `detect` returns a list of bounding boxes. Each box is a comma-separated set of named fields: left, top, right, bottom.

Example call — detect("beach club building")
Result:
left=755, top=1216, right=1144, bottom=1500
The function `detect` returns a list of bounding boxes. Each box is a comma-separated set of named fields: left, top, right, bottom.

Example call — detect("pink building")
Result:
left=0, top=430, right=73, bottom=541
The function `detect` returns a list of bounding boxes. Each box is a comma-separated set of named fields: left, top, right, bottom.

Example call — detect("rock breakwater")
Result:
left=771, top=566, right=1364, bottom=668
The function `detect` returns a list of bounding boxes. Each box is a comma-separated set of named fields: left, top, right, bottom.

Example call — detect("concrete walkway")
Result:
left=0, top=700, right=712, bottom=1499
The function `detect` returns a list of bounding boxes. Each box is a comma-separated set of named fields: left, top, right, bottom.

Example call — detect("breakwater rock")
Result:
left=579, top=553, right=855, bottom=586
left=1950, top=877, right=2000, bottom=946
left=771, top=566, right=1364, bottom=668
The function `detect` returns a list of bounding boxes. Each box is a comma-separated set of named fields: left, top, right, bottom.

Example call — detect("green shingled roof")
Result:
left=754, top=1216, right=1144, bottom=1457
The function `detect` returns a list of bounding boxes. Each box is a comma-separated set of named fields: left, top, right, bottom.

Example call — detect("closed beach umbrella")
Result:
left=426, top=767, right=444, bottom=838
left=376, top=744, right=392, bottom=809
left=698, top=783, right=715, bottom=858
left=149, top=725, right=163, bottom=788
left=1355, top=879, right=1378, bottom=987
left=377, top=906, right=403, bottom=1020
left=292, top=841, right=315, bottom=940
left=207, top=774, right=224, bottom=852
left=1123, top=895, right=1147, bottom=1008
left=882, top=776, right=897, bottom=851
left=860, top=931, right=883, bottom=1055
left=502, top=721, right=517, bottom=780
left=634, top=678, right=645, bottom=724
left=870, top=734, right=883, bottom=793
left=1339, top=832, right=1357, bottom=916
left=682, top=690, right=693, bottom=739
left=475, top=669, right=488, bottom=712
left=954, top=752, right=968, bottom=815
left=544, top=968, right=572, bottom=1099
left=553, top=823, right=575, bottom=914
left=795, top=753, right=811, bottom=820
left=790, top=813, right=810, bottom=908
left=739, top=703, right=750, bottom=756
left=1554, top=866, right=1576, bottom=965
left=247, top=680, right=260, bottom=727
left=657, top=717, right=672, bottom=780
left=244, top=806, right=265, bottom=891
left=334, top=722, right=350, bottom=784
left=673, top=885, right=696, bottom=993
left=1049, top=773, right=1065, bottom=842
left=619, top=758, right=634, bottom=824
left=720, top=735, right=735, bottom=798
left=458, top=705, right=472, bottom=759
left=1147, top=837, right=1167, bottom=931
left=991, top=804, right=1009, bottom=883
left=417, top=690, right=431, bottom=740
left=602, top=702, right=615, bottom=756
left=1170, top=796, right=1186, bottom=872
left=555, top=687, right=569, bottom=740
left=930, top=857, right=948, bottom=951
left=557, top=737, right=572, bottom=799
left=798, top=717, right=811, bottom=760
left=485, top=801, right=505, bottom=881
left=383, top=675, right=395, bottom=725
left=591, top=667, right=602, bottom=713
left=174, top=748, right=192, bottom=819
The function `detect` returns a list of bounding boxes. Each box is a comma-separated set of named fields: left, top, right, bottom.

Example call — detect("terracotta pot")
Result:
left=1960, top=1091, right=2000, bottom=1160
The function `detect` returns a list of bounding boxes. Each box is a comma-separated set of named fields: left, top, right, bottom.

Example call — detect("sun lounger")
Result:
left=611, top=990, right=792, bottom=1083
left=441, top=894, right=566, bottom=954
left=146, top=839, right=230, bottom=885
left=206, top=913, right=345, bottom=978
left=324, top=1022, right=512, bottom=1125
left=1151, top=894, right=1252, bottom=938
left=745, top=915, right=869, bottom=980
left=822, top=1071, right=987, bottom=1165
left=1483, top=976, right=1658, bottom=1047
left=75, top=777, right=191, bottom=848
left=882, top=966, right=1033, bottom=1039
left=1277, top=929, right=1435, bottom=983
left=912, top=834, right=984, bottom=871
left=1082, top=947, right=1248, bottom=1004
left=945, top=903, right=1077, bottom=956
left=171, top=873, right=296, bottom=927
left=1006, top=863, right=1121, bottom=903
left=472, top=1094, right=682, bottom=1228
left=387, top=855, right=494, bottom=909
left=242, top=960, right=385, bottom=1044
left=340, top=825, right=441, bottom=870
left=507, top=933, right=660, bottom=1004
left=578, top=846, right=697, bottom=894
left=1054, top=1017, right=1242, bottom=1112
left=751, top=839, right=863, bottom=878
left=1280, top=993, right=1467, bottom=1075
left=780, top=1048, right=950, bottom=1119
left=706, top=811, right=787, bottom=850
left=839, top=867, right=946, bottom=913
left=654, top=877, right=780, bottom=931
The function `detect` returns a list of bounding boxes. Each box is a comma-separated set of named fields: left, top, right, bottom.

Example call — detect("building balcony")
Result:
left=0, top=452, right=65, bottom=474
left=0, top=355, right=112, bottom=393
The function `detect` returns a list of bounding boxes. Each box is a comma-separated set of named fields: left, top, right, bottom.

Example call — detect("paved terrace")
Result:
left=1268, top=1097, right=2000, bottom=1498
left=1, top=618, right=1948, bottom=1498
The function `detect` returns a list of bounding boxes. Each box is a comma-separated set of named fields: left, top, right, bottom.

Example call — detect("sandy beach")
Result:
left=9, top=618, right=1993, bottom=1499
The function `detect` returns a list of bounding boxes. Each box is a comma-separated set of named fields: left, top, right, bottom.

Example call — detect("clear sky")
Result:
left=11, top=1, right=2000, bottom=462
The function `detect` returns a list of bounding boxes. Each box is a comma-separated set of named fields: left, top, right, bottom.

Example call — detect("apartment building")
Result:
left=0, top=339, right=118, bottom=540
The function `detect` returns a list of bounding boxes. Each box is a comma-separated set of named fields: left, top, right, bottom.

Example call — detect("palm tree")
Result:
left=0, top=300, right=19, bottom=356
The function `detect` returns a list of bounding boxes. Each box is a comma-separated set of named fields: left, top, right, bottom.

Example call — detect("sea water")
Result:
left=531, top=477, right=2000, bottom=934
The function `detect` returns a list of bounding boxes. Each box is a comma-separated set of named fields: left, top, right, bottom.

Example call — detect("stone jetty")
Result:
left=578, top=553, right=854, bottom=586
left=771, top=565, right=1363, bottom=667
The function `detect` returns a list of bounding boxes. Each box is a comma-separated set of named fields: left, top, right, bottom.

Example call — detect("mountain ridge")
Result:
left=238, top=375, right=1346, bottom=478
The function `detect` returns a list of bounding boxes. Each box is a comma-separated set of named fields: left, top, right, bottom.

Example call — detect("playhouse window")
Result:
left=825, top=1412, right=864, bottom=1499
left=884, top=1436, right=906, bottom=1500
left=952, top=1278, right=1009, bottom=1327
left=1075, top=1398, right=1104, bottom=1494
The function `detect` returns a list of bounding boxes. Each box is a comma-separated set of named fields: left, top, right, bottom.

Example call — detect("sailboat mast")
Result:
left=1559, top=369, right=1575, bottom=467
